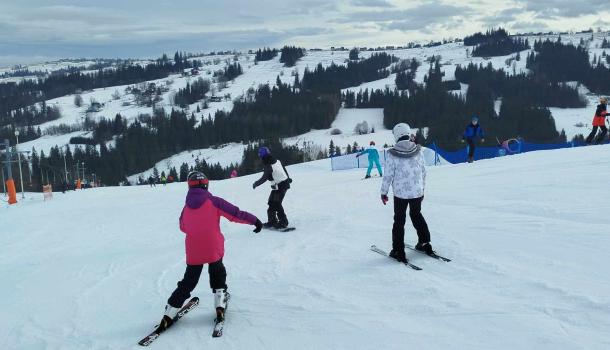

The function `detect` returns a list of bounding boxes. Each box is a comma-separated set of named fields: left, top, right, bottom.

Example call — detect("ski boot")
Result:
left=275, top=214, right=289, bottom=229
left=389, top=249, right=408, bottom=263
left=415, top=242, right=434, bottom=255
left=214, top=289, right=230, bottom=321
left=262, top=222, right=277, bottom=228
left=365, top=175, right=371, bottom=179
left=157, top=304, right=180, bottom=330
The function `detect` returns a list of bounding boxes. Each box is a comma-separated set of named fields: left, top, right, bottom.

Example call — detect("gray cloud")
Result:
left=350, top=0, right=394, bottom=8
left=0, top=0, right=609, bottom=67
left=335, top=3, right=470, bottom=31
left=510, top=20, right=549, bottom=32
left=517, top=0, right=608, bottom=19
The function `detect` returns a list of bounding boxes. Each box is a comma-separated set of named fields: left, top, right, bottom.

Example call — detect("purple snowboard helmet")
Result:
left=258, top=146, right=271, bottom=159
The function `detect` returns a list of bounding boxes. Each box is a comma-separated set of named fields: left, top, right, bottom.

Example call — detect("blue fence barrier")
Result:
left=434, top=140, right=608, bottom=164
left=331, top=140, right=609, bottom=170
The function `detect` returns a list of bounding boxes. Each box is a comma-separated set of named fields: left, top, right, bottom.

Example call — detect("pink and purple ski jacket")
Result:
left=179, top=188, right=258, bottom=265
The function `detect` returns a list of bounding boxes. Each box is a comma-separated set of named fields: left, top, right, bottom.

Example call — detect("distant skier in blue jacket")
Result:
left=462, top=115, right=485, bottom=163
left=357, top=141, right=382, bottom=178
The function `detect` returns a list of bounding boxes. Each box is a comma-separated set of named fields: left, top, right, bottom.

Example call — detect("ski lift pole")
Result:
left=3, top=139, right=17, bottom=204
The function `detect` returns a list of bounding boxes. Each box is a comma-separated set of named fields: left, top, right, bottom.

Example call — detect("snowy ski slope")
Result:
left=2, top=145, right=610, bottom=349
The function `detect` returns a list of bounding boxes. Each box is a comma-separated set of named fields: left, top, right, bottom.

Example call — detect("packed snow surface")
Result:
left=2, top=135, right=610, bottom=350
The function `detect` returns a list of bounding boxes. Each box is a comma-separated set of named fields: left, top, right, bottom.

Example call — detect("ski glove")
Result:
left=252, top=183, right=257, bottom=190
left=381, top=194, right=389, bottom=205
left=253, top=219, right=263, bottom=233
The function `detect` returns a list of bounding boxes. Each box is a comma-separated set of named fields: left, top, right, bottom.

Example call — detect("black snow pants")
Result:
left=392, top=196, right=431, bottom=252
left=586, top=125, right=608, bottom=144
left=167, top=259, right=227, bottom=308
left=267, top=181, right=289, bottom=226
left=466, top=138, right=476, bottom=159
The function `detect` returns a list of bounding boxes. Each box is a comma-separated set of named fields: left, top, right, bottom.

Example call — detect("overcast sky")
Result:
left=1, top=0, right=609, bottom=67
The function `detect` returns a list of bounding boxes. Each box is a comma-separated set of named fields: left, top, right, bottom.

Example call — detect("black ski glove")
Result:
left=252, top=182, right=257, bottom=190
left=253, top=219, right=263, bottom=233
left=381, top=194, right=389, bottom=205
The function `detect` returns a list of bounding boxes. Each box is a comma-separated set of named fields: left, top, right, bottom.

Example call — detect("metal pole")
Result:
left=1, top=166, right=5, bottom=194
left=28, top=156, right=32, bottom=183
left=4, top=139, right=12, bottom=179
left=63, top=152, right=68, bottom=183
left=15, top=131, right=25, bottom=199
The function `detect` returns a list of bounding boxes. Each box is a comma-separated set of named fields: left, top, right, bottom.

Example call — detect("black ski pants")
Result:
left=466, top=138, right=476, bottom=158
left=586, top=125, right=608, bottom=144
left=168, top=259, right=227, bottom=308
left=267, top=182, right=289, bottom=225
left=392, top=196, right=431, bottom=252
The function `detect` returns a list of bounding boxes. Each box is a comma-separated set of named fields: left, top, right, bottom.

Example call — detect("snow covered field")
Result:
left=2, top=145, right=610, bottom=349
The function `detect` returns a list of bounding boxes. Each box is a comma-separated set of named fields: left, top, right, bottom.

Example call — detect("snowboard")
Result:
left=264, top=227, right=296, bottom=232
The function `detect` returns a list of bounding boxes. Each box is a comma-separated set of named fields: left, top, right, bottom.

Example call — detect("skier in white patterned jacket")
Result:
left=381, top=123, right=434, bottom=263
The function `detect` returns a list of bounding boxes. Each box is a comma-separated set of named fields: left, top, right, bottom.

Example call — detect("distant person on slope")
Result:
left=356, top=141, right=382, bottom=178
left=586, top=97, right=608, bottom=145
left=158, top=171, right=262, bottom=330
left=252, top=147, right=292, bottom=229
left=381, top=123, right=433, bottom=263
left=161, top=175, right=167, bottom=186
left=230, top=169, right=238, bottom=178
left=462, top=115, right=485, bottom=163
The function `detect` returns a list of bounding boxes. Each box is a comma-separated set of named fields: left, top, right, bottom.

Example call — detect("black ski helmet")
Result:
left=187, top=171, right=209, bottom=189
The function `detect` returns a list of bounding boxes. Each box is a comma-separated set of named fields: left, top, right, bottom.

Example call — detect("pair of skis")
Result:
left=138, top=296, right=227, bottom=346
left=370, top=244, right=451, bottom=271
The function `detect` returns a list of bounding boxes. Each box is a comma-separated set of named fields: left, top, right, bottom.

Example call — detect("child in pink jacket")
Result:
left=159, top=171, right=262, bottom=329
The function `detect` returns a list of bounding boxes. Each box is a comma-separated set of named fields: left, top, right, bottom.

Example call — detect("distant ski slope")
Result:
left=8, top=31, right=610, bottom=173
left=2, top=144, right=610, bottom=349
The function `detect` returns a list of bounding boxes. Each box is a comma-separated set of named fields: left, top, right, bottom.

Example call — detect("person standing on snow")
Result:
left=356, top=141, right=383, bottom=178
left=586, top=97, right=609, bottom=145
left=381, top=123, right=434, bottom=263
left=252, top=147, right=292, bottom=229
left=462, top=115, right=485, bottom=163
left=158, top=171, right=262, bottom=329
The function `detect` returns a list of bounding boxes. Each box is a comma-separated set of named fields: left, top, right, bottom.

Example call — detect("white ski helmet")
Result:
left=392, top=123, right=412, bottom=141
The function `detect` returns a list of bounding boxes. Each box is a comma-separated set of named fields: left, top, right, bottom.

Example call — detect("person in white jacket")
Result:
left=381, top=123, right=433, bottom=263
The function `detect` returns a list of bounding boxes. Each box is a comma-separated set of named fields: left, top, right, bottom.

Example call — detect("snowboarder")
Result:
left=158, top=171, right=262, bottom=330
left=586, top=97, right=608, bottom=144
left=252, top=147, right=292, bottom=229
left=356, top=141, right=382, bottom=178
left=381, top=123, right=433, bottom=263
left=161, top=175, right=167, bottom=186
left=462, top=115, right=485, bottom=163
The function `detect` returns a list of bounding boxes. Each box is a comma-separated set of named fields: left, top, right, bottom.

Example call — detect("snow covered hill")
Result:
left=10, top=30, right=609, bottom=176
left=2, top=145, right=610, bottom=349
